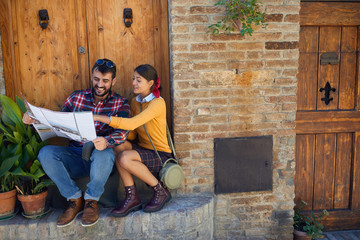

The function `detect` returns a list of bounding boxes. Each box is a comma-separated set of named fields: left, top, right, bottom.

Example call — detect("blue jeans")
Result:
left=38, top=145, right=115, bottom=201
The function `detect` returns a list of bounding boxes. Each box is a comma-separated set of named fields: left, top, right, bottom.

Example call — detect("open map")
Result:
left=24, top=99, right=97, bottom=142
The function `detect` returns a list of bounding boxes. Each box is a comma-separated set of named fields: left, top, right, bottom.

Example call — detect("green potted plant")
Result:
left=293, top=201, right=329, bottom=240
left=0, top=138, right=21, bottom=217
left=208, top=0, right=267, bottom=36
left=0, top=94, right=52, bottom=217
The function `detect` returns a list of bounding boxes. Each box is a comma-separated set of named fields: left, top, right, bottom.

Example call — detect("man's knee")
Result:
left=91, top=148, right=115, bottom=164
left=38, top=145, right=57, bottom=164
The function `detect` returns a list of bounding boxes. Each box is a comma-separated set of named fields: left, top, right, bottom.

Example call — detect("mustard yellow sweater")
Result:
left=109, top=97, right=171, bottom=153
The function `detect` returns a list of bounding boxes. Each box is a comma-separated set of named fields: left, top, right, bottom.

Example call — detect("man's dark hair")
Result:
left=92, top=58, right=116, bottom=79
left=134, top=64, right=158, bottom=91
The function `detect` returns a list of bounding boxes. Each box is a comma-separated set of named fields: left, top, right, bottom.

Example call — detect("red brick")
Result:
left=174, top=116, right=191, bottom=125
left=247, top=104, right=278, bottom=113
left=192, top=133, right=227, bottom=141
left=282, top=103, right=296, bottom=111
left=172, top=43, right=189, bottom=52
left=228, top=42, right=264, bottom=50
left=171, top=6, right=189, bottom=15
left=173, top=62, right=192, bottom=72
left=193, top=115, right=227, bottom=124
left=251, top=32, right=283, bottom=41
left=231, top=196, right=261, bottom=205
left=172, top=34, right=209, bottom=42
left=174, top=81, right=191, bottom=89
left=266, top=23, right=299, bottom=32
left=175, top=125, right=210, bottom=133
left=265, top=59, right=298, bottom=68
left=229, top=114, right=265, bottom=123
left=283, top=32, right=299, bottom=41
left=211, top=89, right=232, bottom=97
left=173, top=71, right=200, bottom=80
left=193, top=62, right=227, bottom=70
left=191, top=43, right=226, bottom=51
left=265, top=41, right=298, bottom=50
left=191, top=25, right=209, bottom=33
left=194, top=167, right=214, bottom=176
left=173, top=99, right=190, bottom=108
left=177, top=90, right=210, bottom=98
left=211, top=98, right=228, bottom=105
left=172, top=0, right=209, bottom=5
left=264, top=14, right=283, bottom=22
left=173, top=108, right=195, bottom=116
left=229, top=61, right=265, bottom=71
left=174, top=133, right=191, bottom=142
left=172, top=25, right=190, bottom=34
left=209, top=52, right=246, bottom=61
left=284, top=14, right=299, bottom=23
left=190, top=6, right=223, bottom=14
left=210, top=34, right=245, bottom=41
left=172, top=15, right=208, bottom=24
left=173, top=52, right=208, bottom=61
left=266, top=5, right=300, bottom=14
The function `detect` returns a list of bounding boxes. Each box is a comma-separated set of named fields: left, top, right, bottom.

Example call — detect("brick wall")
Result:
left=169, top=0, right=299, bottom=239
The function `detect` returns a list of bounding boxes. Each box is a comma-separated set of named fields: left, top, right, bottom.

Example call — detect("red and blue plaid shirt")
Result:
left=62, top=88, right=130, bottom=148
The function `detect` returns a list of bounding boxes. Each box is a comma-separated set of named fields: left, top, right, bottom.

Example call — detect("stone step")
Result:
left=0, top=196, right=214, bottom=240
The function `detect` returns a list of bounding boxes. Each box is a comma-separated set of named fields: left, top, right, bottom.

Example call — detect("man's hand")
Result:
left=22, top=112, right=37, bottom=125
left=92, top=137, right=108, bottom=151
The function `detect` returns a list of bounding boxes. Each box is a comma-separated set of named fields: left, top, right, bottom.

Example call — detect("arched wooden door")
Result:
left=295, top=1, right=360, bottom=230
left=0, top=0, right=170, bottom=120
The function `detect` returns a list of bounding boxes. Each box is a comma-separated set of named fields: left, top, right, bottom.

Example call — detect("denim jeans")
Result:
left=38, top=145, right=115, bottom=201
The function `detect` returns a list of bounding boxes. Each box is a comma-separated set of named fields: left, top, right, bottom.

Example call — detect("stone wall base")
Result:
left=0, top=196, right=214, bottom=240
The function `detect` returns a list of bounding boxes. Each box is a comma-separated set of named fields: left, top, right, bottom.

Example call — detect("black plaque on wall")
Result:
left=214, top=136, right=273, bottom=194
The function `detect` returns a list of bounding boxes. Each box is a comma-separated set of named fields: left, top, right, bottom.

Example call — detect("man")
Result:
left=23, top=58, right=130, bottom=227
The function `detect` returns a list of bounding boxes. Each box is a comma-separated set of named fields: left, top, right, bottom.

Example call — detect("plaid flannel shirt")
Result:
left=62, top=88, right=130, bottom=148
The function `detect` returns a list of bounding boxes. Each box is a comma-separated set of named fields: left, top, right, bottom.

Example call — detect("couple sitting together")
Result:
left=23, top=59, right=173, bottom=227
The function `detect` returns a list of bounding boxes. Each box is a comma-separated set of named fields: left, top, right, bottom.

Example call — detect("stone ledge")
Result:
left=0, top=195, right=214, bottom=240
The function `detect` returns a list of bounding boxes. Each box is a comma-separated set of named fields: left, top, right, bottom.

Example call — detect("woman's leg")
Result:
left=116, top=150, right=159, bottom=187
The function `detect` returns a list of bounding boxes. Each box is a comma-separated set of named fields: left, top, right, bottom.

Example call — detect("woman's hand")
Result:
left=22, top=112, right=37, bottom=125
left=93, top=114, right=111, bottom=124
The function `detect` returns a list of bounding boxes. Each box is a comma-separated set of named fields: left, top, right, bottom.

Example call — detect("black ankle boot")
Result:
left=111, top=185, right=142, bottom=217
left=143, top=182, right=171, bottom=213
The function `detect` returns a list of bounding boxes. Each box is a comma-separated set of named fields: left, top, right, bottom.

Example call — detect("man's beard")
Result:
left=93, top=85, right=112, bottom=97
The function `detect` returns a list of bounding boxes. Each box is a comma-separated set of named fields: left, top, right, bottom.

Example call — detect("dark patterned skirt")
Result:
left=131, top=143, right=173, bottom=178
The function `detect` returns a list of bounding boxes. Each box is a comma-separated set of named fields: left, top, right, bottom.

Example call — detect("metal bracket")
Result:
left=320, top=82, right=336, bottom=105
left=39, top=9, right=49, bottom=30
left=320, top=52, right=339, bottom=65
left=123, top=8, right=133, bottom=28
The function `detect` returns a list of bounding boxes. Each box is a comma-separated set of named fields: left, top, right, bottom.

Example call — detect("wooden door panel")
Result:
left=313, top=134, right=336, bottom=210
left=339, top=27, right=357, bottom=110
left=297, top=27, right=318, bottom=111
left=334, top=133, right=352, bottom=209
left=12, top=0, right=88, bottom=110
left=317, top=27, right=341, bottom=110
left=86, top=0, right=170, bottom=122
left=295, top=134, right=315, bottom=211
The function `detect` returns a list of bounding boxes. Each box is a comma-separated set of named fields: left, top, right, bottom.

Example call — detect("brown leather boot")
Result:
left=57, top=198, right=83, bottom=227
left=143, top=182, right=171, bottom=213
left=111, top=185, right=142, bottom=217
left=81, top=200, right=99, bottom=227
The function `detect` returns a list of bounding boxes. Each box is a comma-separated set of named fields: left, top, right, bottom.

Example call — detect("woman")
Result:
left=93, top=64, right=172, bottom=216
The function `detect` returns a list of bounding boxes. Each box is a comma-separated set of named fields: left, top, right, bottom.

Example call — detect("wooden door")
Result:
left=0, top=0, right=170, bottom=118
left=296, top=2, right=360, bottom=230
left=3, top=0, right=89, bottom=109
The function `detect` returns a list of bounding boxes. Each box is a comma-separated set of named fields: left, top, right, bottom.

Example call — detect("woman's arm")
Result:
left=110, top=99, right=164, bottom=130
left=93, top=114, right=111, bottom=124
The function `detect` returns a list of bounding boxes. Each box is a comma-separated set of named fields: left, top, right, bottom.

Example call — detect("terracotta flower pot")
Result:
left=293, top=229, right=312, bottom=240
left=0, top=189, right=17, bottom=217
left=17, top=190, right=47, bottom=216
